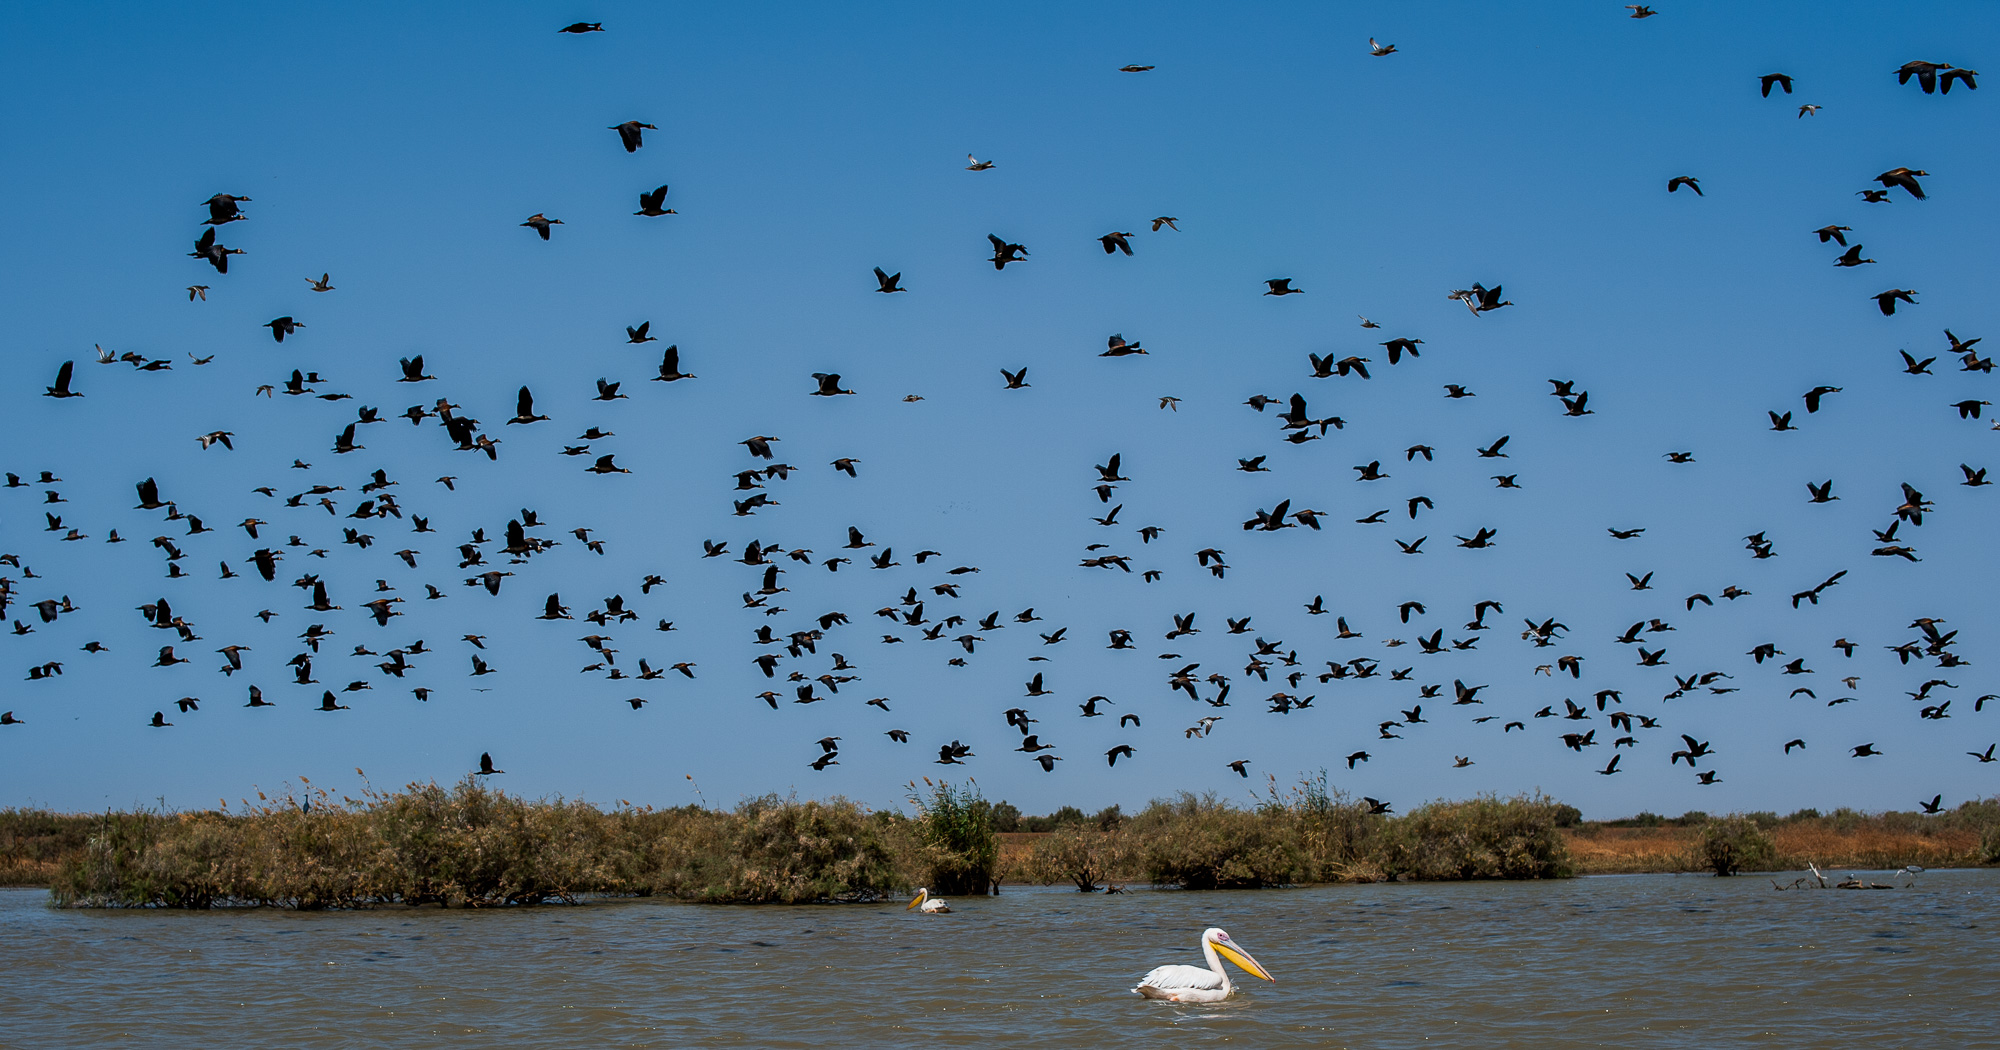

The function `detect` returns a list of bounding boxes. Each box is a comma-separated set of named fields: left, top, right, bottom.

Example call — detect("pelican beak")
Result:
left=905, top=891, right=925, bottom=911
left=1214, top=939, right=1275, bottom=982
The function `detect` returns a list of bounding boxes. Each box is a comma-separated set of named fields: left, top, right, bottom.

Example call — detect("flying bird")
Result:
left=634, top=185, right=675, bottom=216
left=610, top=120, right=656, bottom=152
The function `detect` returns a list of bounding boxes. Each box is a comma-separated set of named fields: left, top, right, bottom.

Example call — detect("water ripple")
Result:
left=2, top=872, right=1998, bottom=1048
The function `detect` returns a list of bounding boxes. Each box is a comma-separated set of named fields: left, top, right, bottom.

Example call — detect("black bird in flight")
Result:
left=610, top=120, right=656, bottom=153
left=634, top=185, right=675, bottom=216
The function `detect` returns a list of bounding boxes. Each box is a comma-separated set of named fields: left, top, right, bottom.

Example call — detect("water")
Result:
left=2, top=871, right=1996, bottom=1049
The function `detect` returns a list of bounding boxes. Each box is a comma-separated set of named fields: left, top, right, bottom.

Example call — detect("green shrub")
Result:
left=905, top=779, right=997, bottom=895
left=48, top=779, right=898, bottom=908
left=0, top=809, right=103, bottom=885
left=1131, top=793, right=1301, bottom=889
left=1377, top=794, right=1573, bottom=880
left=703, top=795, right=897, bottom=903
left=1023, top=823, right=1130, bottom=891
left=49, top=811, right=172, bottom=907
left=1257, top=770, right=1382, bottom=882
left=1018, top=805, right=1088, bottom=833
left=1698, top=816, right=1776, bottom=876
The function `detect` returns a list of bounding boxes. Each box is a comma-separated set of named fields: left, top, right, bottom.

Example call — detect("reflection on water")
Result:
left=3, top=871, right=1997, bottom=1048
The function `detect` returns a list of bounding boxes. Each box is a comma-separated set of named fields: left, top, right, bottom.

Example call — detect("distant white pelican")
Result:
left=906, top=887, right=951, bottom=913
left=1133, top=927, right=1275, bottom=1002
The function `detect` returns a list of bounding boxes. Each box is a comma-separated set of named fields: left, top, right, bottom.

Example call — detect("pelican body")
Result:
left=1134, top=927, right=1275, bottom=1002
left=906, top=887, right=951, bottom=913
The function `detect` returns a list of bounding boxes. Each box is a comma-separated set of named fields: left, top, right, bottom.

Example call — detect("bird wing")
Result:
left=1137, top=964, right=1223, bottom=993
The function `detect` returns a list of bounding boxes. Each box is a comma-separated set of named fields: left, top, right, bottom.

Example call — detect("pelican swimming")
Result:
left=906, top=887, right=951, bottom=913
left=1133, top=927, right=1275, bottom=1002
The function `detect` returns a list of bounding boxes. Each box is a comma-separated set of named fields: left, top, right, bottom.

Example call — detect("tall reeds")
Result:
left=16, top=782, right=1994, bottom=907
left=903, top=779, right=998, bottom=895
left=1020, top=774, right=1574, bottom=889
left=45, top=777, right=901, bottom=908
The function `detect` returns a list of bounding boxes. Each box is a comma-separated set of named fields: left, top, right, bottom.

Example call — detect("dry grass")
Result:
left=995, top=832, right=1041, bottom=878
left=0, top=808, right=144, bottom=887
left=1563, top=817, right=1993, bottom=875
left=1564, top=827, right=1701, bottom=874
left=1768, top=824, right=1981, bottom=870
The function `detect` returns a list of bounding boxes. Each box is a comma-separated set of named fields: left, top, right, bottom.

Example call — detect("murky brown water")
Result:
left=2, top=871, right=1995, bottom=1048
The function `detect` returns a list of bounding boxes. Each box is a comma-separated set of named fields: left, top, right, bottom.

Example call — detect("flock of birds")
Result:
left=6, top=14, right=1998, bottom=837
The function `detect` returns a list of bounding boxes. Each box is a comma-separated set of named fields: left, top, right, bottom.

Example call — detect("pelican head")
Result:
left=1204, top=928, right=1275, bottom=982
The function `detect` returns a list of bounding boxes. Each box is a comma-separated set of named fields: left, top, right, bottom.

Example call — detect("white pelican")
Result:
left=906, top=887, right=951, bottom=913
left=1133, top=927, right=1275, bottom=1002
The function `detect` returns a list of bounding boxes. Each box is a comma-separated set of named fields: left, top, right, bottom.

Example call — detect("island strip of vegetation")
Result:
left=1, top=775, right=1994, bottom=908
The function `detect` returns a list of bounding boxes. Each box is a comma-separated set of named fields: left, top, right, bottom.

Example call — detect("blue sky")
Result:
left=2, top=1, right=1996, bottom=818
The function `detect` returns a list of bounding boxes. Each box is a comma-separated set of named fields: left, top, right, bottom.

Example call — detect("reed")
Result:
left=0, top=807, right=131, bottom=886
left=16, top=784, right=1997, bottom=907
left=1131, top=791, right=1307, bottom=889
left=45, top=777, right=901, bottom=908
left=1016, top=775, right=1571, bottom=889
left=903, top=778, right=999, bottom=895
left=1020, top=823, right=1133, bottom=891
left=1375, top=794, right=1575, bottom=880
